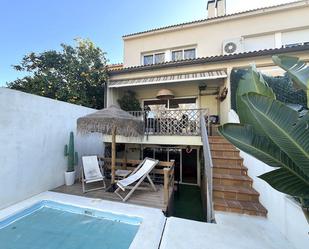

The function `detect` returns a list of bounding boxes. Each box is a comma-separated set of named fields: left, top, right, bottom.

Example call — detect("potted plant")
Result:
left=64, top=131, right=78, bottom=186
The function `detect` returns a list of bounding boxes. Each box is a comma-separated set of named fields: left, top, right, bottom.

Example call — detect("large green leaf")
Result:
left=236, top=66, right=275, bottom=135
left=218, top=123, right=309, bottom=188
left=219, top=124, right=299, bottom=167
left=241, top=93, right=309, bottom=177
left=259, top=168, right=309, bottom=198
left=272, top=55, right=309, bottom=91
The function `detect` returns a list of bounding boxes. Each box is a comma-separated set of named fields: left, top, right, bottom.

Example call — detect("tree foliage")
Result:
left=7, top=39, right=108, bottom=109
left=117, top=90, right=142, bottom=111
left=230, top=69, right=307, bottom=110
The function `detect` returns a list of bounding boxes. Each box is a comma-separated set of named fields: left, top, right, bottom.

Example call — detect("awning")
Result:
left=108, top=70, right=227, bottom=88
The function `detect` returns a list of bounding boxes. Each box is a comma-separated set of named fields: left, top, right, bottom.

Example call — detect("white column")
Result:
left=275, top=32, right=282, bottom=49
left=165, top=50, right=171, bottom=62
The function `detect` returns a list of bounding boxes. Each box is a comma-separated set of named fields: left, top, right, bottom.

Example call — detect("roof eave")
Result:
left=122, top=0, right=307, bottom=40
left=108, top=45, right=309, bottom=76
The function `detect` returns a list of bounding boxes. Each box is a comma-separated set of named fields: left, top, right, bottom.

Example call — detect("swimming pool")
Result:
left=0, top=200, right=141, bottom=249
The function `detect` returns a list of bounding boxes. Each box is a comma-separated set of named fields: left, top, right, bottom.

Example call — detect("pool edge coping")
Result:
left=0, top=191, right=166, bottom=249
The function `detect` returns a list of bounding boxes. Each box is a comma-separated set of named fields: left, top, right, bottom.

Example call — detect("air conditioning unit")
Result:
left=222, top=38, right=244, bottom=55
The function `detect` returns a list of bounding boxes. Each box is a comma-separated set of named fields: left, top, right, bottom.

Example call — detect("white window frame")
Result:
left=171, top=47, right=196, bottom=61
left=141, top=46, right=197, bottom=65
left=142, top=51, right=166, bottom=65
left=142, top=96, right=198, bottom=109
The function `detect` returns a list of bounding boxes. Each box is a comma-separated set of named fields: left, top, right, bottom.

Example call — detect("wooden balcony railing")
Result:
left=129, top=109, right=209, bottom=136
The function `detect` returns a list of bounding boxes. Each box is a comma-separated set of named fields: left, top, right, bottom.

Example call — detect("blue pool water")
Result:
left=0, top=201, right=141, bottom=249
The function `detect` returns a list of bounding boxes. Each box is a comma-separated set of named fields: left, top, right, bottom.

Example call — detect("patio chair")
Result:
left=114, top=157, right=159, bottom=202
left=81, top=155, right=106, bottom=193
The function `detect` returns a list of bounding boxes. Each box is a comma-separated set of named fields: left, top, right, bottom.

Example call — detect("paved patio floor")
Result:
left=160, top=212, right=296, bottom=249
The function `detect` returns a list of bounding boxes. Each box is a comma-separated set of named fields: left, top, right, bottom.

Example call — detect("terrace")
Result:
left=129, top=108, right=209, bottom=136
left=53, top=158, right=175, bottom=212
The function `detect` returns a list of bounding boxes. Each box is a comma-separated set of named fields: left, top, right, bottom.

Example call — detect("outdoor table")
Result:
left=115, top=169, right=132, bottom=180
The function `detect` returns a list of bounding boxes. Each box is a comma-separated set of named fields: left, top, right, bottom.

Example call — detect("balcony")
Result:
left=129, top=109, right=209, bottom=136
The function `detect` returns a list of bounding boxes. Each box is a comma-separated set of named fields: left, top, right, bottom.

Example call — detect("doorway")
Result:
left=142, top=146, right=199, bottom=186
left=181, top=148, right=198, bottom=185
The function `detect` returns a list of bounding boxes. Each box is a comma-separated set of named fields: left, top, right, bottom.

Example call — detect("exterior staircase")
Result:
left=209, top=136, right=267, bottom=217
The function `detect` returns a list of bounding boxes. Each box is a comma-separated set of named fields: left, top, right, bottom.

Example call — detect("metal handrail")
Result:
left=200, top=115, right=215, bottom=223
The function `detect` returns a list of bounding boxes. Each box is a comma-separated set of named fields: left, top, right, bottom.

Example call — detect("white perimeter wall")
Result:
left=0, top=88, right=104, bottom=209
left=228, top=110, right=309, bottom=249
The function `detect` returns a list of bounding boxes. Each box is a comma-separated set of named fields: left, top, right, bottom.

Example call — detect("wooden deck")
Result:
left=52, top=180, right=172, bottom=212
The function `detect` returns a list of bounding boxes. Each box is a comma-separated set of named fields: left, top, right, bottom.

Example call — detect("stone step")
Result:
left=213, top=184, right=260, bottom=201
left=211, top=147, right=239, bottom=152
left=211, top=149, right=240, bottom=158
left=213, top=173, right=252, bottom=187
left=208, top=136, right=229, bottom=142
left=210, top=143, right=236, bottom=150
left=213, top=165, right=248, bottom=176
left=212, top=156, right=243, bottom=167
left=214, top=198, right=267, bottom=217
left=208, top=139, right=230, bottom=145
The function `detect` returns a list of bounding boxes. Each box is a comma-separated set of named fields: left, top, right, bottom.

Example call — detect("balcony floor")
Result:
left=52, top=180, right=171, bottom=212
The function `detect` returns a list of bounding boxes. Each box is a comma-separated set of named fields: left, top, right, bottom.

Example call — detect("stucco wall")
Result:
left=108, top=80, right=223, bottom=116
left=109, top=51, right=309, bottom=125
left=0, top=88, right=104, bottom=209
left=123, top=1, right=309, bottom=67
left=228, top=110, right=309, bottom=249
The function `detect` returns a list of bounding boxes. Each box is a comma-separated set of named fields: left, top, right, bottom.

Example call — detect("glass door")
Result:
left=142, top=146, right=198, bottom=185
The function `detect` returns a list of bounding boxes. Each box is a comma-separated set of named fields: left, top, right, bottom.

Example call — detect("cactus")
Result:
left=64, top=132, right=78, bottom=172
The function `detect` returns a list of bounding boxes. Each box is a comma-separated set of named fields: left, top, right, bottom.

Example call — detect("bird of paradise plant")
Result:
left=218, top=55, right=309, bottom=219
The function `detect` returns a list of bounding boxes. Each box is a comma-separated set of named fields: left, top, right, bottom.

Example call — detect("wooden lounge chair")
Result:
left=114, top=157, right=159, bottom=202
left=81, top=156, right=106, bottom=193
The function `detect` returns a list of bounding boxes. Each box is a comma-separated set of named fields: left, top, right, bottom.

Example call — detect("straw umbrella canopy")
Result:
left=77, top=105, right=144, bottom=184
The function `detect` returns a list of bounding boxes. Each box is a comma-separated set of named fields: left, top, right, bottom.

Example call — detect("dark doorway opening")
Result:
left=181, top=148, right=197, bottom=184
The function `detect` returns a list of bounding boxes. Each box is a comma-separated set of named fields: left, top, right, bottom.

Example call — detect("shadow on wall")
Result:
left=0, top=88, right=103, bottom=209
left=76, top=133, right=104, bottom=176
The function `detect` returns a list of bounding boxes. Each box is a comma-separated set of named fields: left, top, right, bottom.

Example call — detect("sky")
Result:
left=0, top=0, right=296, bottom=85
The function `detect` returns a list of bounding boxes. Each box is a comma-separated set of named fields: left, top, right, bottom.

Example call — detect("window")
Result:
left=143, top=52, right=165, bottom=65
left=284, top=43, right=304, bottom=48
left=184, top=49, right=196, bottom=59
left=155, top=53, right=165, bottom=64
left=144, top=98, right=196, bottom=111
left=143, top=47, right=196, bottom=64
left=172, top=48, right=196, bottom=61
left=143, top=55, right=153, bottom=65
left=172, top=50, right=183, bottom=61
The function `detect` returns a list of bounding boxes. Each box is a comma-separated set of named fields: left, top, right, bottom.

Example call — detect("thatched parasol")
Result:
left=77, top=105, right=144, bottom=184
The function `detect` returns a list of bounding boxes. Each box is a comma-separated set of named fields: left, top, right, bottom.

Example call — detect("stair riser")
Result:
left=211, top=151, right=240, bottom=157
left=214, top=205, right=267, bottom=217
left=213, top=178, right=252, bottom=187
left=210, top=144, right=236, bottom=150
left=213, top=158, right=243, bottom=167
left=209, top=137, right=228, bottom=143
left=213, top=167, right=247, bottom=176
left=214, top=191, right=259, bottom=201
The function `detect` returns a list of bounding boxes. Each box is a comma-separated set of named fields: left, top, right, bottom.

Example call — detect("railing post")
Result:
left=170, top=160, right=175, bottom=188
left=200, top=114, right=214, bottom=223
left=163, top=168, right=169, bottom=207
